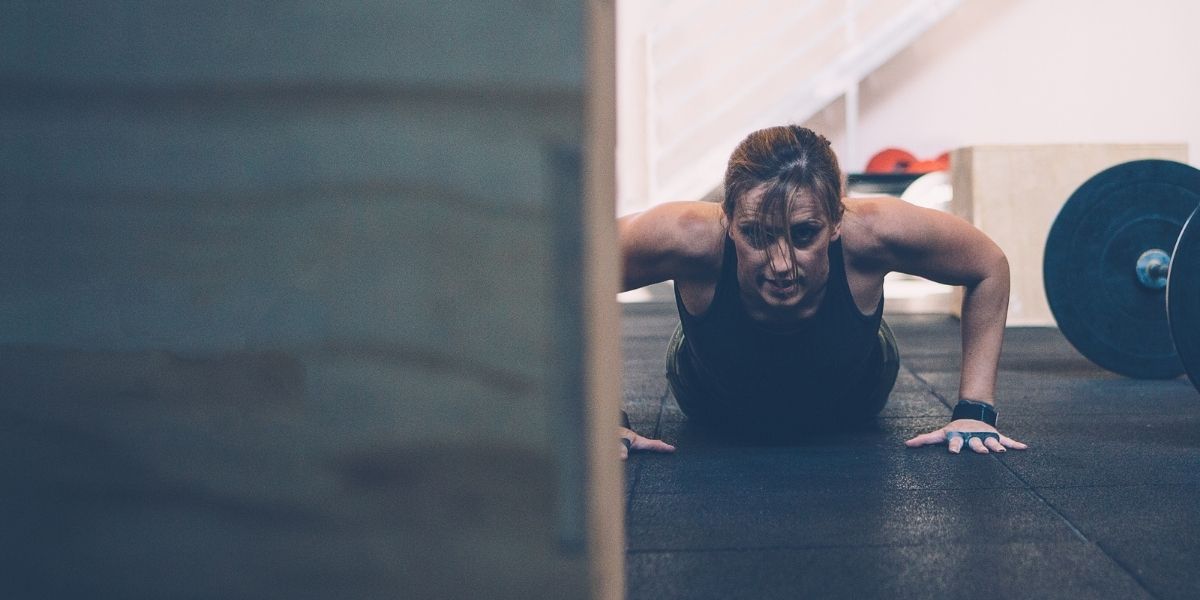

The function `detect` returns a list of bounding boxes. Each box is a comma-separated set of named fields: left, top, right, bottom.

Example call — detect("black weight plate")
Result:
left=1168, top=207, right=1200, bottom=393
left=1044, top=159, right=1200, bottom=379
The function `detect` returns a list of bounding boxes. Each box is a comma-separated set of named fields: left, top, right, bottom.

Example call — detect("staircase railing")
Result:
left=639, top=0, right=963, bottom=208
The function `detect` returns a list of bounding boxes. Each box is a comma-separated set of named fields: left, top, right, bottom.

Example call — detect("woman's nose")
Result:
left=768, top=239, right=793, bottom=276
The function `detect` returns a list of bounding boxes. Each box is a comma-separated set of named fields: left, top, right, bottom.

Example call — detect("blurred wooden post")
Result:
left=584, top=2, right=624, bottom=599
left=0, top=2, right=618, bottom=598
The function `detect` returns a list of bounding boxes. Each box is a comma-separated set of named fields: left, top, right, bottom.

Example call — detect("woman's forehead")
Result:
left=734, top=186, right=823, bottom=221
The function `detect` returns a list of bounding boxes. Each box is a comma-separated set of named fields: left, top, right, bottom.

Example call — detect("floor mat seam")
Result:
left=903, top=364, right=953, bottom=410
left=1094, top=539, right=1164, bottom=599
left=653, top=386, right=669, bottom=440
left=997, top=459, right=1160, bottom=598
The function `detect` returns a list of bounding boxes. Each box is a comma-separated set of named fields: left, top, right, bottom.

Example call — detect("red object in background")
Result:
left=865, top=148, right=917, bottom=174
left=865, top=149, right=949, bottom=174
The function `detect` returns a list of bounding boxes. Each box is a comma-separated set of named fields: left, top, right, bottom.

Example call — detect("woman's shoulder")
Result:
left=840, top=197, right=897, bottom=259
left=841, top=195, right=981, bottom=270
left=627, top=202, right=724, bottom=257
left=840, top=196, right=939, bottom=270
left=619, top=201, right=726, bottom=290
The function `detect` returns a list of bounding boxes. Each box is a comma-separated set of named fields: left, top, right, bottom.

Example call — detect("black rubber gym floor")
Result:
left=622, top=301, right=1200, bottom=600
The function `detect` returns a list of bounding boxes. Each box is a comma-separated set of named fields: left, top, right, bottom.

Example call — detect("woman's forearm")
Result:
left=957, top=258, right=1010, bottom=404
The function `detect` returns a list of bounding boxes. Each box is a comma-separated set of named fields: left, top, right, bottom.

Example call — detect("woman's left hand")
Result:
left=904, top=419, right=1029, bottom=454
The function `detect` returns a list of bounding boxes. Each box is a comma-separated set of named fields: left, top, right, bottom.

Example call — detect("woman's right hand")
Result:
left=619, top=426, right=676, bottom=460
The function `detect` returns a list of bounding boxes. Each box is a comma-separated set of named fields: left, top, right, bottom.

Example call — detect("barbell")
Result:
left=1044, top=159, right=1199, bottom=392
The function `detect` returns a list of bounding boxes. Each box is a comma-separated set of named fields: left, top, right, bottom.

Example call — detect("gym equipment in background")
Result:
left=865, top=147, right=950, bottom=174
left=1043, top=159, right=1200, bottom=392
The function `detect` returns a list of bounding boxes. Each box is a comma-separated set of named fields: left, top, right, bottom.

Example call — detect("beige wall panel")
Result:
left=950, top=144, right=1188, bottom=326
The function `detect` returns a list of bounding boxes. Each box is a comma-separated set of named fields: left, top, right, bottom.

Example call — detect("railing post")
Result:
left=844, top=0, right=859, bottom=172
left=643, top=29, right=658, bottom=207
left=845, top=81, right=859, bottom=173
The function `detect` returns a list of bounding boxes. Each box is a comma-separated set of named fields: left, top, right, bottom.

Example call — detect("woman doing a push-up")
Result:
left=617, top=125, right=1027, bottom=457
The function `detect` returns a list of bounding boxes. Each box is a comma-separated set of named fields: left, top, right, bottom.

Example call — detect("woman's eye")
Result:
left=789, top=226, right=816, bottom=246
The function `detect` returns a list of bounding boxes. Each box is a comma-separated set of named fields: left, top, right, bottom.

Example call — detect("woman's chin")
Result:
left=760, top=285, right=802, bottom=305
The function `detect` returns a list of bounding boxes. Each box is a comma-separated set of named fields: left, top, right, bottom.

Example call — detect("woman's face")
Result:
left=729, top=186, right=840, bottom=318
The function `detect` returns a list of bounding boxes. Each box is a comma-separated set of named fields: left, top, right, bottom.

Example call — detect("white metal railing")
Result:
left=640, top=0, right=963, bottom=206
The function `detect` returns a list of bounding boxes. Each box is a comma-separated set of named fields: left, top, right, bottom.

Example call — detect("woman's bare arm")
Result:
left=618, top=201, right=724, bottom=292
left=863, top=198, right=1010, bottom=402
left=856, top=198, right=1027, bottom=454
left=615, top=201, right=723, bottom=458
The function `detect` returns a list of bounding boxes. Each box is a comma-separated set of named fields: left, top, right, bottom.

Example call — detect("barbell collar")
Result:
left=1135, top=248, right=1171, bottom=290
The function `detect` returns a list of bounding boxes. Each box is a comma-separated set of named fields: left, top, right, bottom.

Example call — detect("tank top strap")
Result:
left=674, top=233, right=739, bottom=323
left=828, top=237, right=883, bottom=322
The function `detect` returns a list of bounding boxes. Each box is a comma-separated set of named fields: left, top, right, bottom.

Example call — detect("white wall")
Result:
left=807, top=0, right=1200, bottom=170
left=615, top=0, right=671, bottom=215
left=618, top=0, right=1199, bottom=210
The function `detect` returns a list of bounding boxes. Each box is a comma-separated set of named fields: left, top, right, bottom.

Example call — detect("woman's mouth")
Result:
left=765, top=278, right=799, bottom=294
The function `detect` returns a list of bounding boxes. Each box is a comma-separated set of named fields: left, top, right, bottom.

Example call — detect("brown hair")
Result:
left=722, top=125, right=845, bottom=230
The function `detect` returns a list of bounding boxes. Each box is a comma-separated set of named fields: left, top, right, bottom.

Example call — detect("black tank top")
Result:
left=673, top=235, right=884, bottom=414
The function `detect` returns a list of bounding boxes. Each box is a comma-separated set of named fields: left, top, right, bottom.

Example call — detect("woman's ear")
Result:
left=830, top=221, right=842, bottom=242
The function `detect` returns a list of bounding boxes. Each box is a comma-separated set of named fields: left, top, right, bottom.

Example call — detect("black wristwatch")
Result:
left=952, top=399, right=997, bottom=427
